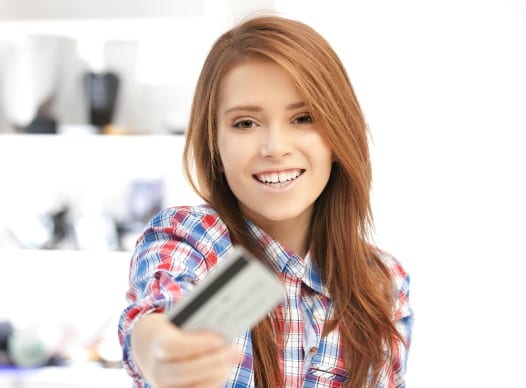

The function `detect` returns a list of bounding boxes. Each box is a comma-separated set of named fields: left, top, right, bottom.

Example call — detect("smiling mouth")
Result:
left=253, top=169, right=305, bottom=186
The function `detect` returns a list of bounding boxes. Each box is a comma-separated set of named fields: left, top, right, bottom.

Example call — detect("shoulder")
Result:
left=151, top=204, right=224, bottom=227
left=373, top=248, right=410, bottom=288
left=140, top=204, right=232, bottom=259
left=134, top=205, right=233, bottom=278
left=146, top=205, right=228, bottom=239
left=373, top=247, right=413, bottom=320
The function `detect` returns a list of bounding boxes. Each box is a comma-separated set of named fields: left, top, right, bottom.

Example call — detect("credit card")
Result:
left=166, top=245, right=285, bottom=341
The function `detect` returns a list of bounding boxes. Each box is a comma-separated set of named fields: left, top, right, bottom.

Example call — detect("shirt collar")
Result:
left=246, top=220, right=330, bottom=297
left=303, top=252, right=330, bottom=297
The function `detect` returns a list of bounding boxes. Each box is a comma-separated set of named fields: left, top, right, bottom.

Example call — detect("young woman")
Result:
left=118, top=15, right=413, bottom=388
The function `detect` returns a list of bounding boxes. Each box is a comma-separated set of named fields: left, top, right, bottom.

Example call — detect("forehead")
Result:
left=217, top=58, right=301, bottom=110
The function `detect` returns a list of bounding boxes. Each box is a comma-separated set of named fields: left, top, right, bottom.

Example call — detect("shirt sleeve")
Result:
left=117, top=206, right=231, bottom=383
left=379, top=253, right=415, bottom=388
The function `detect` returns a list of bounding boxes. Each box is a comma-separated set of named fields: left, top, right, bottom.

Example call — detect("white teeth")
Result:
left=255, top=170, right=303, bottom=184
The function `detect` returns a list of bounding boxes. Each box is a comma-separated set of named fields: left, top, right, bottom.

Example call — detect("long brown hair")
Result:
left=183, top=14, right=402, bottom=387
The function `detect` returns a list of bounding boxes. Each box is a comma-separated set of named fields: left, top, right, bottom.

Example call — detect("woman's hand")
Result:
left=131, top=313, right=241, bottom=387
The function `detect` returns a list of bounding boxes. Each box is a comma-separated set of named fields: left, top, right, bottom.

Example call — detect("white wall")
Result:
left=0, top=0, right=202, bottom=20
left=274, top=1, right=526, bottom=387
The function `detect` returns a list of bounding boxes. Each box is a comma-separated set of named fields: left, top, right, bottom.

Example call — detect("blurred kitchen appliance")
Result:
left=0, top=41, right=15, bottom=132
left=2, top=35, right=76, bottom=131
left=83, top=71, right=120, bottom=129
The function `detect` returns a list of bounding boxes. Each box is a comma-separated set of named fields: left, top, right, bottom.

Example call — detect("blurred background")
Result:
left=0, top=0, right=525, bottom=387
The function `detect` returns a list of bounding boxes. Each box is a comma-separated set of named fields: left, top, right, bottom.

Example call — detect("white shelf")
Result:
left=0, top=133, right=202, bottom=250
left=0, top=134, right=202, bottom=383
left=0, top=365, right=131, bottom=388
left=0, top=249, right=132, bottom=388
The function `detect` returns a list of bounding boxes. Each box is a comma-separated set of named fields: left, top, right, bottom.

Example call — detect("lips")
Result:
left=253, top=169, right=305, bottom=185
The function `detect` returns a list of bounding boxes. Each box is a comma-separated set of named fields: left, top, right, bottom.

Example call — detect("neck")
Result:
left=256, top=216, right=310, bottom=257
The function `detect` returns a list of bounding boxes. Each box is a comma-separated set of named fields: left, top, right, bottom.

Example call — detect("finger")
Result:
left=184, top=369, right=234, bottom=388
left=157, top=344, right=239, bottom=387
left=186, top=374, right=234, bottom=388
left=177, top=344, right=240, bottom=377
left=154, top=325, right=227, bottom=361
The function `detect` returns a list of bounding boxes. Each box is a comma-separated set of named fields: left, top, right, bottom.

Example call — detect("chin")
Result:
left=250, top=206, right=312, bottom=225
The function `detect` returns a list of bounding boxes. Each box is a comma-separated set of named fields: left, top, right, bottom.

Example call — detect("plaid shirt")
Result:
left=118, top=205, right=413, bottom=387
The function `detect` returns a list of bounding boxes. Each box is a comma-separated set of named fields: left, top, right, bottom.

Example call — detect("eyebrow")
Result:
left=223, top=101, right=306, bottom=116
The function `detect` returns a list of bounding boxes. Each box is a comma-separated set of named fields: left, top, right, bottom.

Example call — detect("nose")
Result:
left=259, top=124, right=292, bottom=158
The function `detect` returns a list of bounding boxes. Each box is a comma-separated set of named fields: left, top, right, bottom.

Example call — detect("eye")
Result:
left=233, top=119, right=257, bottom=129
left=293, top=114, right=313, bottom=124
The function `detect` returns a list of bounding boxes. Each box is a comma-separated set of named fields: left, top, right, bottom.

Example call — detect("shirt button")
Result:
left=309, top=347, right=317, bottom=355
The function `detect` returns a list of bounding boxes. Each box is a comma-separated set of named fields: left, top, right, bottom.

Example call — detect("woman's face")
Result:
left=216, top=58, right=333, bottom=232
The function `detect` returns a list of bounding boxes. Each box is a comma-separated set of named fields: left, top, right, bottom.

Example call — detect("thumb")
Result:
left=154, top=319, right=227, bottom=361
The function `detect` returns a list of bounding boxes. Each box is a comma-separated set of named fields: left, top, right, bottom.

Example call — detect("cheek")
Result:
left=309, top=135, right=334, bottom=166
left=216, top=132, right=229, bottom=172
left=316, top=145, right=335, bottom=179
left=217, top=139, right=243, bottom=176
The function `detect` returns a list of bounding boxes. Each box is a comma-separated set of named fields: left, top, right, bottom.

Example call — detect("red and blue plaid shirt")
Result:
left=118, top=205, right=413, bottom=387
